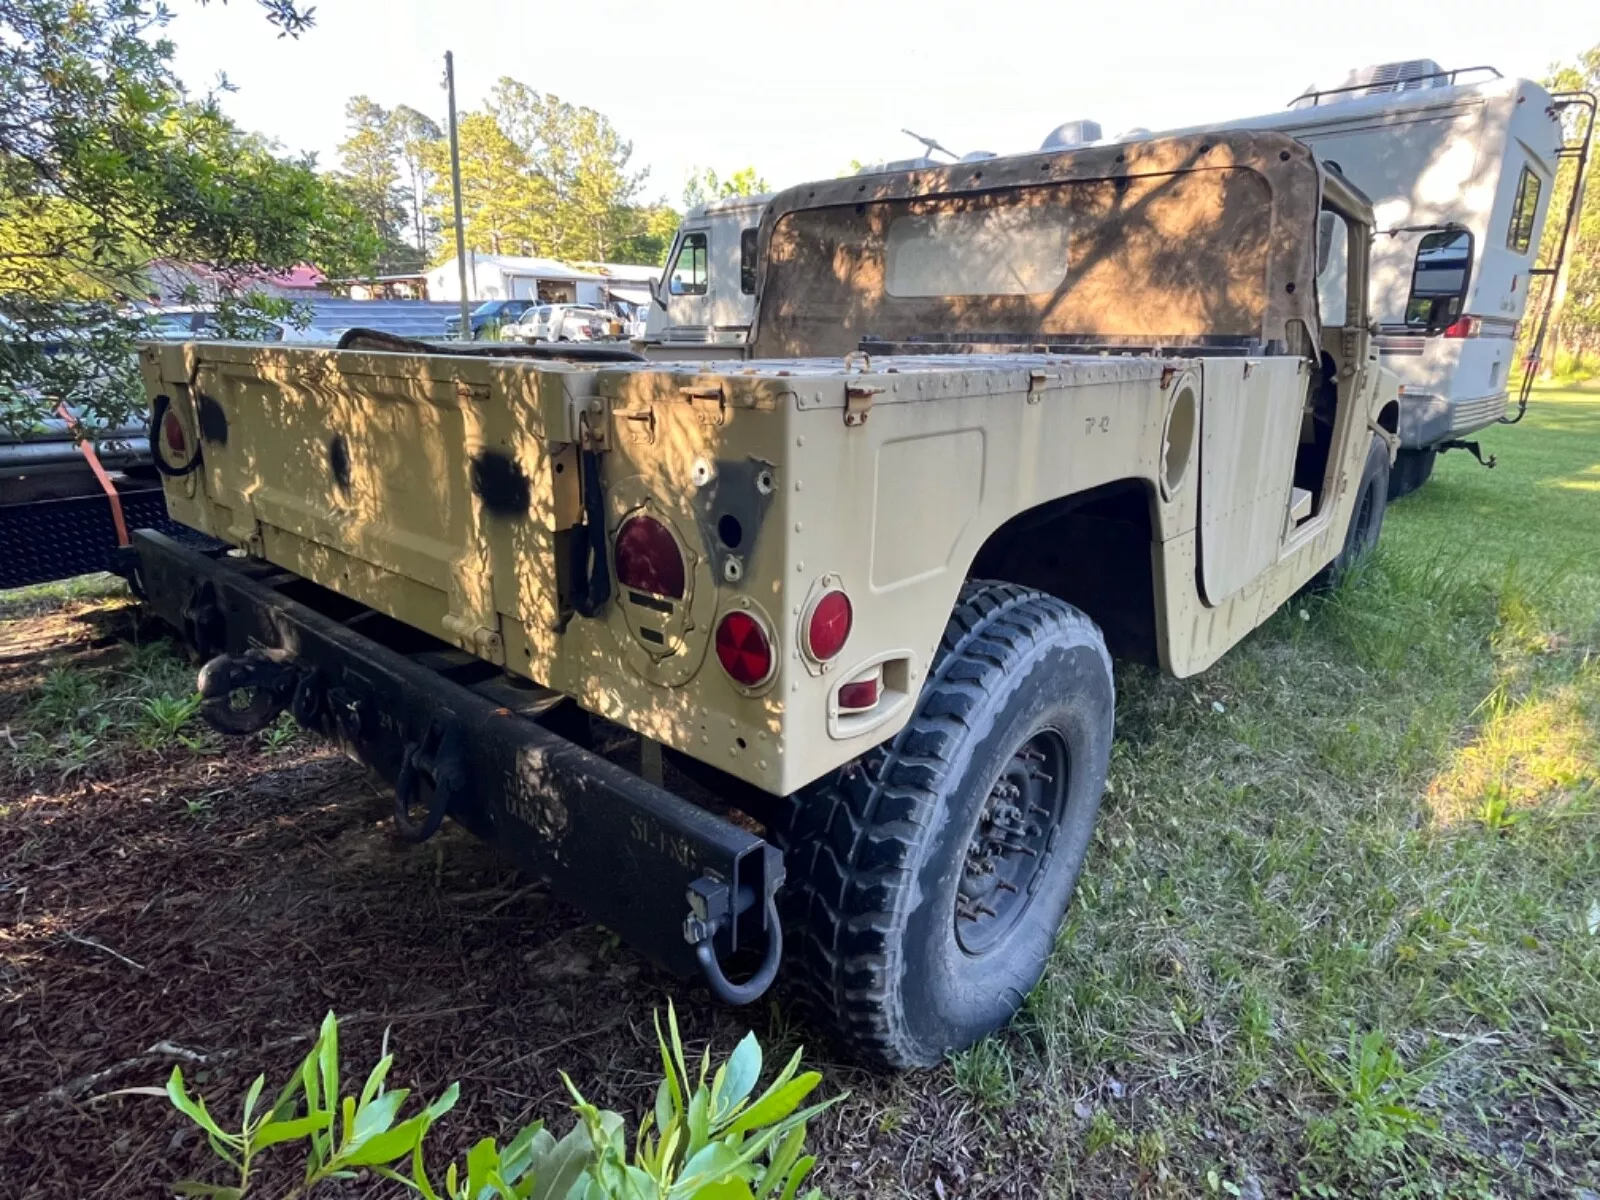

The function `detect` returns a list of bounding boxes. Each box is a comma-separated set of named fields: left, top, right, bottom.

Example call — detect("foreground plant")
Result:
left=159, top=1005, right=836, bottom=1199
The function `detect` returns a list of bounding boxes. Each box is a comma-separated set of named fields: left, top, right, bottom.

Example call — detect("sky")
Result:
left=168, top=0, right=1598, bottom=207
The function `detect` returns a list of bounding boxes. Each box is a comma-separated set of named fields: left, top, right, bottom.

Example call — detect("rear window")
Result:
left=1506, top=166, right=1541, bottom=254
left=884, top=206, right=1071, bottom=297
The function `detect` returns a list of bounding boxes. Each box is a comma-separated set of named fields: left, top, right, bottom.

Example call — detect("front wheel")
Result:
left=775, top=582, right=1115, bottom=1067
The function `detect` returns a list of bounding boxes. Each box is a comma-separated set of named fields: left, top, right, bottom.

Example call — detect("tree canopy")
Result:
left=682, top=165, right=770, bottom=210
left=0, top=0, right=379, bottom=432
left=409, top=79, right=674, bottom=265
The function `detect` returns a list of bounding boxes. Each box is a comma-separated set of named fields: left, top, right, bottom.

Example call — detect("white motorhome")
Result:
left=638, top=192, right=773, bottom=357
left=1119, top=61, right=1592, bottom=494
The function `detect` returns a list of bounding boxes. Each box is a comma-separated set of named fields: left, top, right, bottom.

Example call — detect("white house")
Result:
left=573, top=261, right=663, bottom=309
left=425, top=255, right=607, bottom=306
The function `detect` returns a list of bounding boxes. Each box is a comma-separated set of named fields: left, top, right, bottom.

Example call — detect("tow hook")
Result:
left=1439, top=439, right=1496, bottom=469
left=196, top=648, right=303, bottom=735
left=684, top=874, right=784, bottom=1005
left=393, top=721, right=470, bottom=843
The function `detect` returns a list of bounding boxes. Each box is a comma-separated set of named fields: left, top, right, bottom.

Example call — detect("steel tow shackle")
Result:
left=393, top=721, right=469, bottom=843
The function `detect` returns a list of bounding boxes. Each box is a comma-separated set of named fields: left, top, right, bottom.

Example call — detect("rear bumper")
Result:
left=121, top=531, right=783, bottom=993
left=1397, top=390, right=1507, bottom=449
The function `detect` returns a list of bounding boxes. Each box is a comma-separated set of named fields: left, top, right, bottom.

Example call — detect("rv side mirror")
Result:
left=648, top=276, right=668, bottom=311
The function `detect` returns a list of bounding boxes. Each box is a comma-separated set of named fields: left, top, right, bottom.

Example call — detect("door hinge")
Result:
left=678, top=385, right=726, bottom=426
left=1027, top=370, right=1061, bottom=403
left=844, top=383, right=883, bottom=426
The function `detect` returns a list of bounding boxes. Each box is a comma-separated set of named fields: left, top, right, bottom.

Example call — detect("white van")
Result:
left=638, top=192, right=773, bottom=358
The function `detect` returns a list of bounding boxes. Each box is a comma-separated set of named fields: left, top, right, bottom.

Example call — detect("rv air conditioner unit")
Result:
left=1040, top=120, right=1103, bottom=151
left=1292, top=59, right=1451, bottom=107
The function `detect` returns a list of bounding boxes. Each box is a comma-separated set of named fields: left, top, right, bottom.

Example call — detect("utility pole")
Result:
left=445, top=51, right=471, bottom=337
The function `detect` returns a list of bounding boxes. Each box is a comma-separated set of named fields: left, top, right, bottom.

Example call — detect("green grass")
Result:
left=990, top=384, right=1600, bottom=1195
left=0, top=571, right=129, bottom=620
left=2, top=637, right=220, bottom=778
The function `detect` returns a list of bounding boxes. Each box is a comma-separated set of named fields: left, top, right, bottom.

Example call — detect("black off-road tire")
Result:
left=1386, top=447, right=1436, bottom=501
left=775, top=582, right=1115, bottom=1067
left=1312, top=433, right=1390, bottom=589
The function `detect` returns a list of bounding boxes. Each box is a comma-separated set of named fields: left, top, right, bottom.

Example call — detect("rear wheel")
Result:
left=775, top=582, right=1115, bottom=1067
left=1386, top=447, right=1436, bottom=501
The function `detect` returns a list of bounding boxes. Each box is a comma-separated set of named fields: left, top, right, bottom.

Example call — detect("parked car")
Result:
left=504, top=304, right=609, bottom=343
left=443, top=298, right=537, bottom=341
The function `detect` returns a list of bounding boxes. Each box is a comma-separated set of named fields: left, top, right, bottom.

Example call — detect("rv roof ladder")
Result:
left=1510, top=89, right=1597, bottom=424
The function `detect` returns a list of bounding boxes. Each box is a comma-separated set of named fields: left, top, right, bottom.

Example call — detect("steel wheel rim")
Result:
left=954, top=726, right=1070, bottom=955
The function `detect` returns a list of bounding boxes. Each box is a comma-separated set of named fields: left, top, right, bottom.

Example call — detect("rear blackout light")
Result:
left=715, top=610, right=774, bottom=687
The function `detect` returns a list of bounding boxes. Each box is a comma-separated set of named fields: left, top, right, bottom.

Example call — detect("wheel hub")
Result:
left=955, top=728, right=1068, bottom=954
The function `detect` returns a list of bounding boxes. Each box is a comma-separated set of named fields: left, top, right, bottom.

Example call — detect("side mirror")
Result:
left=648, top=276, right=668, bottom=312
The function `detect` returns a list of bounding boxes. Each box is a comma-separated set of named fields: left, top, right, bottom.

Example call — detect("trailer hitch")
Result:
left=1439, top=439, right=1496, bottom=470
left=197, top=648, right=305, bottom=735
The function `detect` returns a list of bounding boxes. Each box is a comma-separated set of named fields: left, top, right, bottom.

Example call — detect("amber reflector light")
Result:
left=614, top=516, right=685, bottom=599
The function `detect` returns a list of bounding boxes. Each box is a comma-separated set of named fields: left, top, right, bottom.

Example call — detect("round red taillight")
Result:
left=162, top=411, right=186, bottom=453
left=805, top=590, right=852, bottom=661
left=614, top=515, right=685, bottom=599
left=715, top=611, right=774, bottom=687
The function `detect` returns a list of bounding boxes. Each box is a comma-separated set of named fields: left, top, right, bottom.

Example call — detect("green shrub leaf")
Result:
left=725, top=1074, right=821, bottom=1138
left=253, top=1110, right=333, bottom=1150
left=712, top=1033, right=761, bottom=1123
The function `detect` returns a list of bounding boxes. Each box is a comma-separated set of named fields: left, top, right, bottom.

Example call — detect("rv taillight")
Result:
left=715, top=611, right=774, bottom=688
left=614, top=515, right=685, bottom=600
left=804, top=590, right=853, bottom=662
left=1443, top=316, right=1480, bottom=339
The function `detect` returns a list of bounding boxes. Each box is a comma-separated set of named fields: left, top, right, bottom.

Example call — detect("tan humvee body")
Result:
left=139, top=131, right=1397, bottom=799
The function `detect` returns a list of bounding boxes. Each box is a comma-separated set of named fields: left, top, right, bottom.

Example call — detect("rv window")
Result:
left=740, top=228, right=758, bottom=294
left=1506, top=166, right=1541, bottom=254
left=1404, top=230, right=1472, bottom=332
left=668, top=232, right=708, bottom=295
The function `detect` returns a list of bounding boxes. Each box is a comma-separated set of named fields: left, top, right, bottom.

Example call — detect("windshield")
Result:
left=471, top=301, right=504, bottom=316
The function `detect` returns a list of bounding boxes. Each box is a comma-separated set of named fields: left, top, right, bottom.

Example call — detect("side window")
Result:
left=1316, top=210, right=1349, bottom=328
left=1506, top=166, right=1541, bottom=254
left=740, top=227, right=759, bottom=294
left=1405, top=230, right=1472, bottom=331
left=668, top=232, right=708, bottom=296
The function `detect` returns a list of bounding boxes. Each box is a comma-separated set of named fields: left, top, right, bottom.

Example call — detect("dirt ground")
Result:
left=0, top=593, right=1055, bottom=1200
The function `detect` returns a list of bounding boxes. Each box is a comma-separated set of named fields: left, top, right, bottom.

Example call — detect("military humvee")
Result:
left=125, top=130, right=1397, bottom=1067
